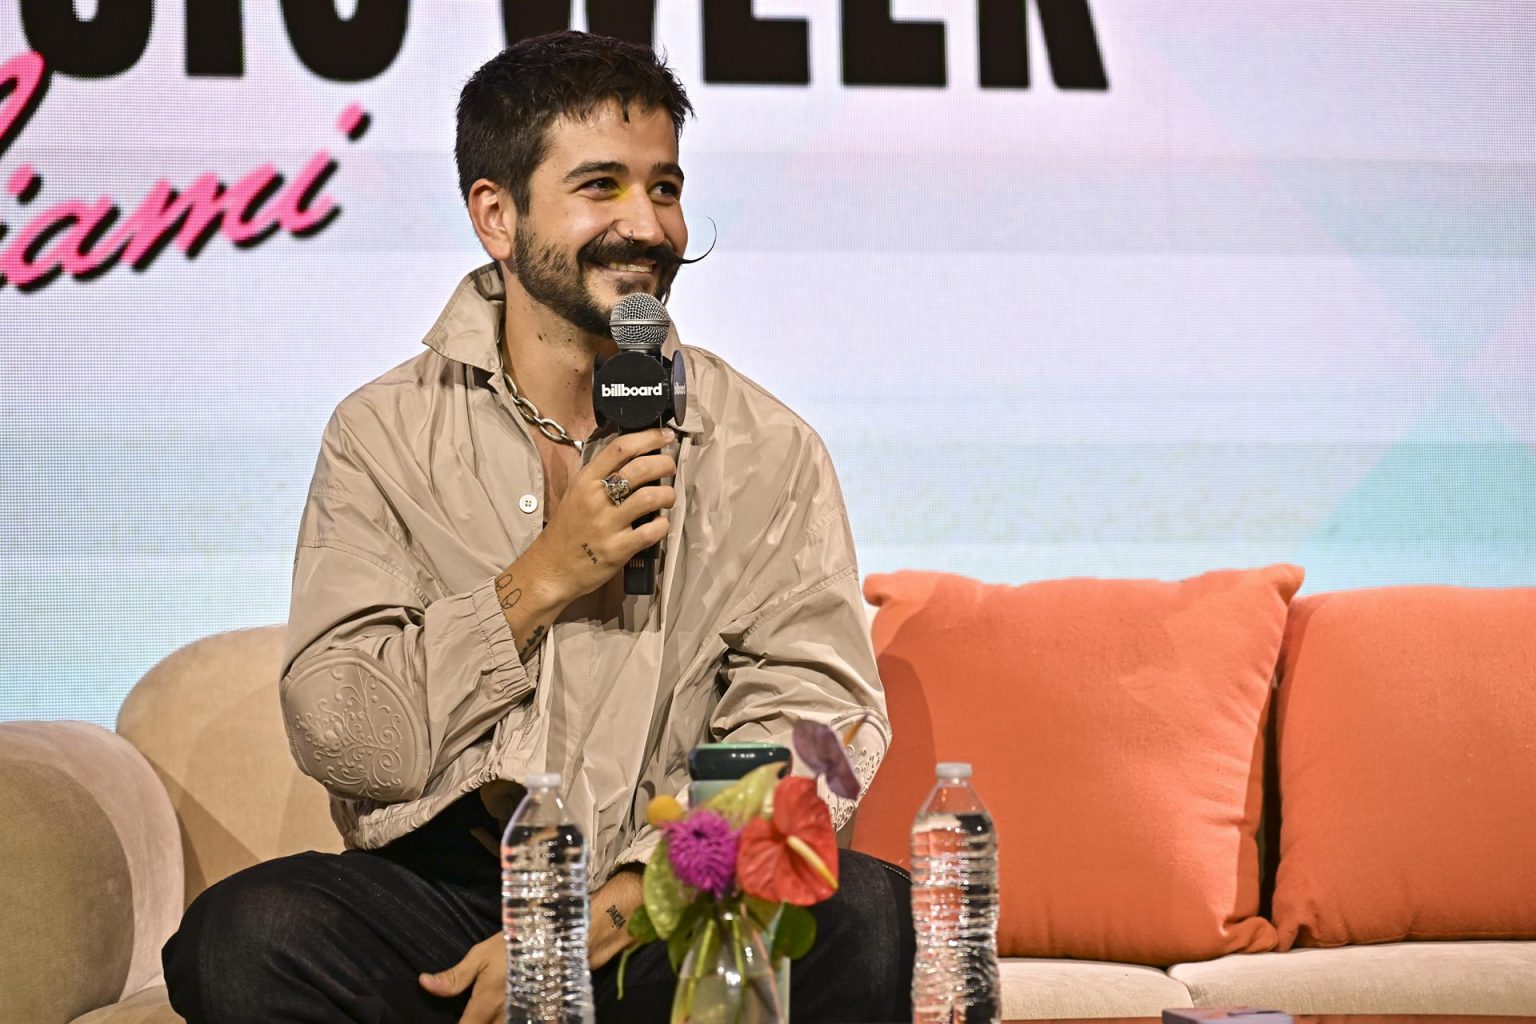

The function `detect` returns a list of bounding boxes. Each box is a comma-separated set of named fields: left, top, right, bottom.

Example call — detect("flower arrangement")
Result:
left=619, top=717, right=868, bottom=1022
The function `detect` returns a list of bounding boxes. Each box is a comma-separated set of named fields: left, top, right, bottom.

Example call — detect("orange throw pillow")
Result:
left=1272, top=586, right=1536, bottom=949
left=857, top=565, right=1302, bottom=965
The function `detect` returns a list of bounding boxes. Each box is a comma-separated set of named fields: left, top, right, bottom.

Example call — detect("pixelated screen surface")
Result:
left=2, top=2, right=1532, bottom=723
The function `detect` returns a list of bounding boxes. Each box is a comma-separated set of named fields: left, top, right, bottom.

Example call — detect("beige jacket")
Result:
left=280, top=266, right=889, bottom=882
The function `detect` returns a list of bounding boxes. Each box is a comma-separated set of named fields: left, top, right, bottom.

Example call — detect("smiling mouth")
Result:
left=596, top=260, right=654, bottom=274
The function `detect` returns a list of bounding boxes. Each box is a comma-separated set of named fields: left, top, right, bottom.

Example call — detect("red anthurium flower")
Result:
left=736, top=776, right=840, bottom=906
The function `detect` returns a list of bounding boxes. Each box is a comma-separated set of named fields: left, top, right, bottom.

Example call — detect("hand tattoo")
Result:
left=580, top=543, right=600, bottom=566
left=605, top=904, right=626, bottom=930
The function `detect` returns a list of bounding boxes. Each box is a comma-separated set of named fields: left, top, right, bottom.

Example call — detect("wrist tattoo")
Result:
left=518, top=624, right=547, bottom=660
left=580, top=543, right=600, bottom=566
left=605, top=904, right=626, bottom=930
left=496, top=572, right=522, bottom=612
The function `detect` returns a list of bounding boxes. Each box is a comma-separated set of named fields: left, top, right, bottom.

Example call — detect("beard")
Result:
left=512, top=224, right=682, bottom=337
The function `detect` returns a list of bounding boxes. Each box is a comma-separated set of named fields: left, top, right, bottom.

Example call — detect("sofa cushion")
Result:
left=1272, top=586, right=1536, bottom=948
left=999, top=958, right=1193, bottom=1018
left=70, top=984, right=183, bottom=1024
left=0, top=722, right=182, bottom=1024
left=857, top=565, right=1302, bottom=965
left=1169, top=941, right=1536, bottom=1014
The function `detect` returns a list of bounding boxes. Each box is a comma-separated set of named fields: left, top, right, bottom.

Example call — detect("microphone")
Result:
left=594, top=293, right=688, bottom=595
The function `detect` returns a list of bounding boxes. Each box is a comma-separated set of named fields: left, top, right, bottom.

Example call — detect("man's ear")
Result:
left=466, top=178, right=517, bottom=262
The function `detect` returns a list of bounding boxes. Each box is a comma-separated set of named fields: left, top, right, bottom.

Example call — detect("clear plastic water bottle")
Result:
left=502, top=772, right=595, bottom=1024
left=910, top=762, right=1000, bottom=1024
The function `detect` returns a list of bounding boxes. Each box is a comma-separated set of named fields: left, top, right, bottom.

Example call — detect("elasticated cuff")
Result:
left=470, top=575, right=535, bottom=702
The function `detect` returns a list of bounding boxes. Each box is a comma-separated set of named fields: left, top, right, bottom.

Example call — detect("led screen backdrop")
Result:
left=3, top=1, right=1533, bottom=725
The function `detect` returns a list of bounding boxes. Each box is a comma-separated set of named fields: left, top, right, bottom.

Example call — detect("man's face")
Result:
left=511, top=101, right=688, bottom=337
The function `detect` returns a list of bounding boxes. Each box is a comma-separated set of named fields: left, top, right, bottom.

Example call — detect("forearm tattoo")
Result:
left=605, top=904, right=626, bottom=930
left=518, top=624, right=547, bottom=661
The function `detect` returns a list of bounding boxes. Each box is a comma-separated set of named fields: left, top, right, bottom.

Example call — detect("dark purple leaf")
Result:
left=792, top=718, right=862, bottom=800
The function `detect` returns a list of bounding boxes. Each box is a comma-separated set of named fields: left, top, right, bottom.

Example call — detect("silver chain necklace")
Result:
left=504, top=370, right=585, bottom=453
left=498, top=320, right=586, bottom=452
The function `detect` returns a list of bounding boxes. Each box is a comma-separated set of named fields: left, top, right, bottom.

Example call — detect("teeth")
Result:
left=604, top=261, right=651, bottom=273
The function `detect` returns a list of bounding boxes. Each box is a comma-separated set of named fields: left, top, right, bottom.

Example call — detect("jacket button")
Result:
left=519, top=494, right=538, bottom=514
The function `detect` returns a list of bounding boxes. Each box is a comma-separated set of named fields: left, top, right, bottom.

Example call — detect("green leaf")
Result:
left=704, top=761, right=788, bottom=827
left=616, top=944, right=636, bottom=1001
left=743, top=896, right=783, bottom=933
left=667, top=923, right=694, bottom=974
left=669, top=905, right=714, bottom=974
left=770, top=903, right=816, bottom=961
left=627, top=901, right=658, bottom=944
left=643, top=837, right=693, bottom=939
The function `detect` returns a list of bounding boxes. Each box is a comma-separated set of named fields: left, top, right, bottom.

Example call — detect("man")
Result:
left=163, top=30, right=912, bottom=1024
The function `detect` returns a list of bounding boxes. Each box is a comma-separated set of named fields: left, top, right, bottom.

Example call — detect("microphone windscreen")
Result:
left=610, top=293, right=670, bottom=350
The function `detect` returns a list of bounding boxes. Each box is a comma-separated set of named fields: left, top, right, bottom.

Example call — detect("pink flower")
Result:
left=665, top=810, right=739, bottom=898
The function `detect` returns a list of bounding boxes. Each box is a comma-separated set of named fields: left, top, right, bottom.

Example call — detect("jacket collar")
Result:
left=423, top=263, right=696, bottom=435
left=422, top=263, right=506, bottom=374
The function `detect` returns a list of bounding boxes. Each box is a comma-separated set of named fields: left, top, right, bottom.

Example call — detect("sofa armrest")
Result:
left=0, top=721, right=183, bottom=1024
left=117, top=625, right=343, bottom=908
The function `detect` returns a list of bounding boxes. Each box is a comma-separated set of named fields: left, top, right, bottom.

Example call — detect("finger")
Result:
left=419, top=960, right=471, bottom=997
left=616, top=485, right=676, bottom=524
left=612, top=453, right=677, bottom=488
left=460, top=976, right=504, bottom=1024
left=621, top=516, right=671, bottom=555
left=589, top=428, right=672, bottom=478
left=593, top=517, right=669, bottom=568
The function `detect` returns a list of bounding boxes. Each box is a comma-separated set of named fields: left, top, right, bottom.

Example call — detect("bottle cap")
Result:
left=935, top=762, right=972, bottom=779
left=525, top=772, right=561, bottom=788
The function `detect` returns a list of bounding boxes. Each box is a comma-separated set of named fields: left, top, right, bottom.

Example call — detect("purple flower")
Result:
left=665, top=810, right=739, bottom=898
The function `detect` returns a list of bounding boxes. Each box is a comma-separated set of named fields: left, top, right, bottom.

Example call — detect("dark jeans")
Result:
left=163, top=793, right=914, bottom=1023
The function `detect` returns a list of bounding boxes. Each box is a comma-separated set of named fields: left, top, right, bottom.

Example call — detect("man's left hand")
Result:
left=419, top=933, right=504, bottom=1024
left=418, top=867, right=645, bottom=1022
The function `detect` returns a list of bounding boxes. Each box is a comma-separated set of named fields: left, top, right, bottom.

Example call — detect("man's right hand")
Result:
left=529, top=427, right=676, bottom=603
left=492, top=428, right=676, bottom=662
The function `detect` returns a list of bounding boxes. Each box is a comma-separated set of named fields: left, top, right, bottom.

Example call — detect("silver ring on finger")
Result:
left=602, top=475, right=632, bottom=506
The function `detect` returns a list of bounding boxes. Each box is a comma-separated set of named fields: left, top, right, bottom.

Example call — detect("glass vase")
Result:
left=671, top=906, right=788, bottom=1024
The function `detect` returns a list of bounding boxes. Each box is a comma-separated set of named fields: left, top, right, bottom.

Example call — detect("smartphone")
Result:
left=1162, top=1009, right=1293, bottom=1024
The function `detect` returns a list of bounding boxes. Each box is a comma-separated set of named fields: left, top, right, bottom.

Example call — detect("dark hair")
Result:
left=456, top=31, right=693, bottom=213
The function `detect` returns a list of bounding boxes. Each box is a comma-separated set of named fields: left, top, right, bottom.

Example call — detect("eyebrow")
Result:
left=562, top=160, right=686, bottom=184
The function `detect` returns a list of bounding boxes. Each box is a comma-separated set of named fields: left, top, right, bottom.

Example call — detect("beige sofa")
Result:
left=2, top=627, right=340, bottom=1024
left=3, top=626, right=1533, bottom=1023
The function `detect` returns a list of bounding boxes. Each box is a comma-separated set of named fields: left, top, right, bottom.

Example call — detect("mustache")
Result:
left=581, top=237, right=683, bottom=272
left=579, top=221, right=717, bottom=271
